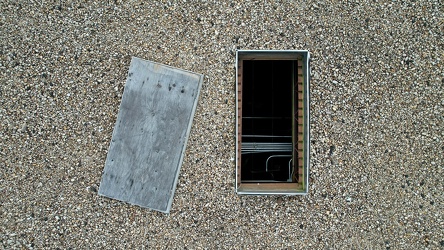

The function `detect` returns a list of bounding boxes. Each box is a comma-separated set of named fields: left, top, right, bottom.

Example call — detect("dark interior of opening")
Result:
left=241, top=60, right=295, bottom=182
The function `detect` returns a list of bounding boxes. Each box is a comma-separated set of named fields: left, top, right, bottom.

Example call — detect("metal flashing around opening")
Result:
left=235, top=50, right=310, bottom=195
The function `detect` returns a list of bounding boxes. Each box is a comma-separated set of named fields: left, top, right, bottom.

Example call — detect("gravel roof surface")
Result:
left=1, top=0, right=443, bottom=249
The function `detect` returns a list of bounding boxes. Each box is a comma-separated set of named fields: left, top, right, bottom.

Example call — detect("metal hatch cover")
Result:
left=98, top=57, right=203, bottom=213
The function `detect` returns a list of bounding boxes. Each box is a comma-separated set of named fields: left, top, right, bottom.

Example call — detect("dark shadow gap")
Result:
left=241, top=60, right=295, bottom=182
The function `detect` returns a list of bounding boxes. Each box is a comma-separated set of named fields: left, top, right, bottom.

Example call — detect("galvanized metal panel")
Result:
left=98, top=57, right=203, bottom=213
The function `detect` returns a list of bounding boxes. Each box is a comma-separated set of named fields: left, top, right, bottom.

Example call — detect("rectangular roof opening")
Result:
left=236, top=50, right=310, bottom=195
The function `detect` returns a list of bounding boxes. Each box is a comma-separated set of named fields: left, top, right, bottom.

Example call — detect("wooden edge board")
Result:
left=238, top=183, right=303, bottom=193
left=236, top=59, right=243, bottom=187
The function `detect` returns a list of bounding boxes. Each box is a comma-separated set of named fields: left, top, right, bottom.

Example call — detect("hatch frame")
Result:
left=235, top=50, right=310, bottom=195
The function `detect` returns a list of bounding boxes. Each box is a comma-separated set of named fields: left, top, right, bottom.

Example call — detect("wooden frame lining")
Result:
left=236, top=50, right=309, bottom=195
